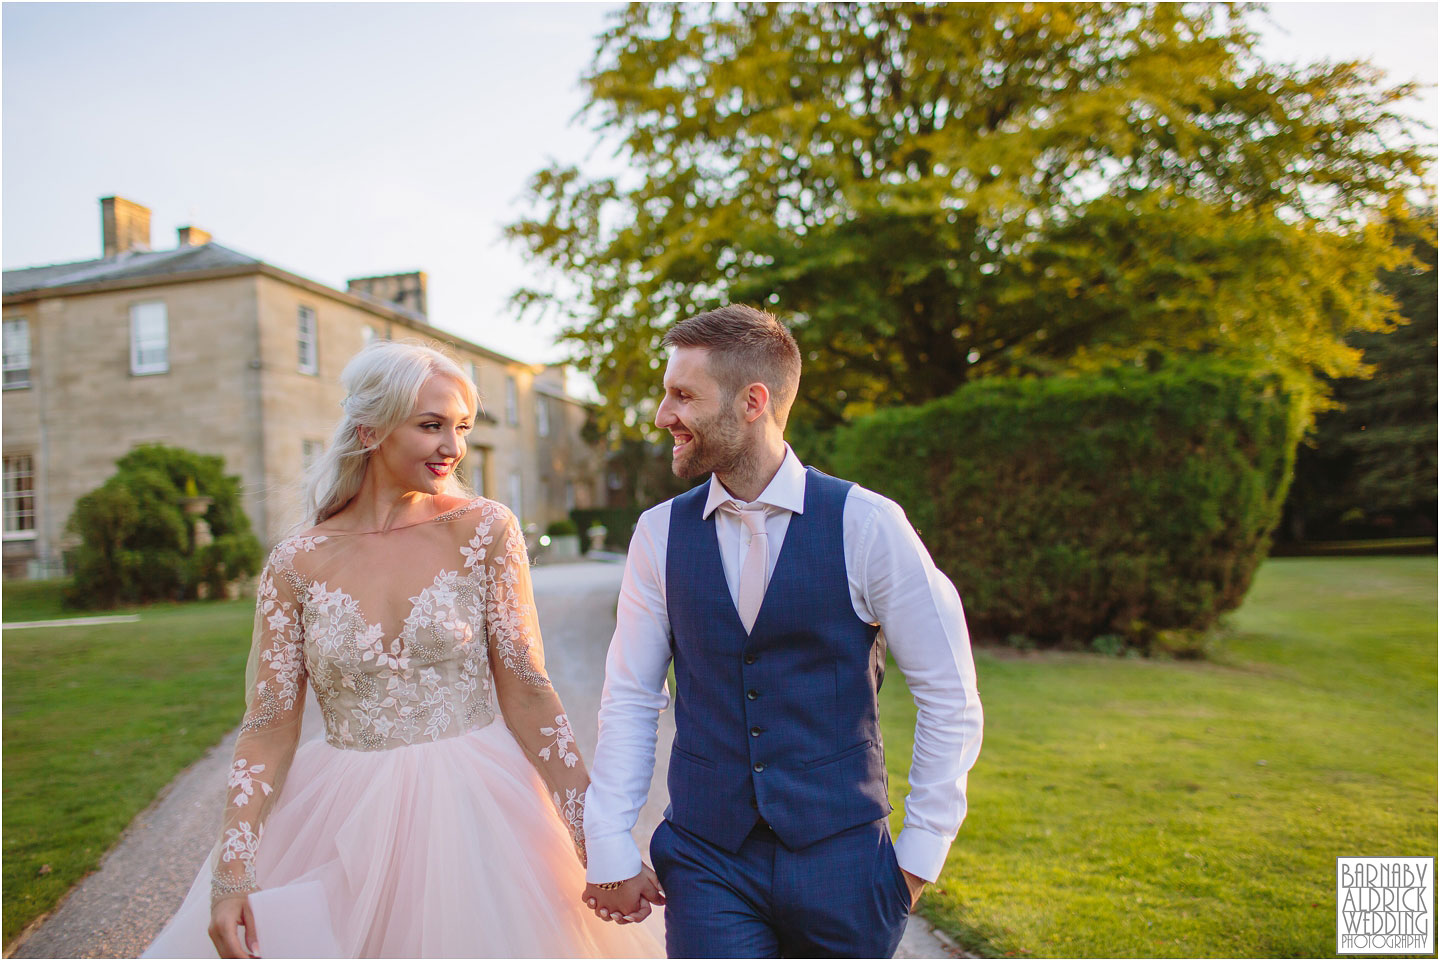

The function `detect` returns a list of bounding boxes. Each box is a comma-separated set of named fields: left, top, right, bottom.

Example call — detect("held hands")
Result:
left=582, top=863, right=666, bottom=924
left=208, top=895, right=259, bottom=958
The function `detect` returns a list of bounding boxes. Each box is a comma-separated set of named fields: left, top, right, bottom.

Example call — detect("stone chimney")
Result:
left=177, top=225, right=211, bottom=247
left=347, top=271, right=427, bottom=316
left=101, top=196, right=151, bottom=257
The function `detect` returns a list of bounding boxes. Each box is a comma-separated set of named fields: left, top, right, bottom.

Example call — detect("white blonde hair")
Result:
left=301, top=339, right=479, bottom=526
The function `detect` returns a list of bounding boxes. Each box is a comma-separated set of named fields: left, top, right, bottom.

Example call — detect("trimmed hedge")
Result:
left=829, top=358, right=1304, bottom=652
left=570, top=508, right=647, bottom=554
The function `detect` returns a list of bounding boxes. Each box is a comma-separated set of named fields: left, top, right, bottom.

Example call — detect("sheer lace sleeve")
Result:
left=479, top=505, right=589, bottom=865
left=210, top=539, right=313, bottom=904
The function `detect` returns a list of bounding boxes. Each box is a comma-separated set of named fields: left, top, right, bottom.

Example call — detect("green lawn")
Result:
left=4, top=558, right=1433, bottom=954
left=3, top=579, right=77, bottom=623
left=2, top=592, right=252, bottom=946
left=881, top=556, right=1438, bottom=957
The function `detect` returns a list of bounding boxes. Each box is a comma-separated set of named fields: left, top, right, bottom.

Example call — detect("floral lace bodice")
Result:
left=211, top=498, right=587, bottom=904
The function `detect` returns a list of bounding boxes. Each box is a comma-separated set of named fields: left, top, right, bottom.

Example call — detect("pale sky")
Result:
left=4, top=2, right=1436, bottom=369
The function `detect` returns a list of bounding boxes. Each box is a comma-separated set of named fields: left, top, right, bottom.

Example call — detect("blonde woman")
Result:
left=146, top=341, right=660, bottom=958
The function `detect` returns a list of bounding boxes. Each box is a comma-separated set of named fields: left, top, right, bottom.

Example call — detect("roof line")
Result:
left=3, top=247, right=542, bottom=372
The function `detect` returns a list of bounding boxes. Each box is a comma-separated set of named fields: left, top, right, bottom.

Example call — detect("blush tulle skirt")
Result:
left=143, top=720, right=662, bottom=958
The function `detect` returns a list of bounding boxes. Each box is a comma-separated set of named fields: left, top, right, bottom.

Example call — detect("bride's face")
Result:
left=370, top=374, right=473, bottom=495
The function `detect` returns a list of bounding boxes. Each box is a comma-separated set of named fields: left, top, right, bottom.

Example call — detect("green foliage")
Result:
left=194, top=535, right=265, bottom=601
left=508, top=2, right=1428, bottom=438
left=830, top=357, right=1304, bottom=650
left=570, top=507, right=648, bottom=553
left=1089, top=633, right=1126, bottom=657
left=64, top=445, right=262, bottom=609
left=1149, top=627, right=1212, bottom=660
left=1283, top=207, right=1438, bottom=541
left=65, top=484, right=144, bottom=608
left=546, top=518, right=579, bottom=536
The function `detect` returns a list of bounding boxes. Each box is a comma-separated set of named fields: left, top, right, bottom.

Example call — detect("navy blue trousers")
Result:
left=650, top=817, right=911, bottom=958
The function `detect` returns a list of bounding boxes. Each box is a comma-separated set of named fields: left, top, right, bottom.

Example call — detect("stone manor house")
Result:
left=1, top=196, right=605, bottom=579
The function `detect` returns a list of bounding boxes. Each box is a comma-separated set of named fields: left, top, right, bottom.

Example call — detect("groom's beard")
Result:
left=670, top=406, right=751, bottom=480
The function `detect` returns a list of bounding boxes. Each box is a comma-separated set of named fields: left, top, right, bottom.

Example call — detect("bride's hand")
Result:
left=582, top=863, right=666, bottom=923
left=208, top=895, right=259, bottom=958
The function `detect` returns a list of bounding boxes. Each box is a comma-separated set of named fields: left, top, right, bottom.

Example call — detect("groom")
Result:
left=581, top=305, right=983, bottom=957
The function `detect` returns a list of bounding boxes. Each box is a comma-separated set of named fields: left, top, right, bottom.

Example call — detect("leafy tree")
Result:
left=1283, top=207, right=1438, bottom=541
left=65, top=445, right=263, bottom=609
left=508, top=2, right=1429, bottom=436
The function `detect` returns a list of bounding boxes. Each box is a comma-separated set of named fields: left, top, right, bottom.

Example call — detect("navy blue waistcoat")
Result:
left=664, top=467, right=890, bottom=853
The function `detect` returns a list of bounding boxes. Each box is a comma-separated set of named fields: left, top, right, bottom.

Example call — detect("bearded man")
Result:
left=580, top=304, right=983, bottom=958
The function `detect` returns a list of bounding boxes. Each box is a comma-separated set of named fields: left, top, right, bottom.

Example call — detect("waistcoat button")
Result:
left=747, top=689, right=759, bottom=700
left=750, top=727, right=762, bottom=737
left=753, top=762, right=765, bottom=773
left=744, top=654, right=757, bottom=664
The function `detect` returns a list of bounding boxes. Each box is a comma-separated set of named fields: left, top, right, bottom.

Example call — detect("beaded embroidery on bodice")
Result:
left=212, top=497, right=589, bottom=904
left=276, top=538, right=498, bottom=751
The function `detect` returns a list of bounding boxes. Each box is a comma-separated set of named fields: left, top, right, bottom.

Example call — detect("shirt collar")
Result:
left=702, top=445, right=806, bottom=519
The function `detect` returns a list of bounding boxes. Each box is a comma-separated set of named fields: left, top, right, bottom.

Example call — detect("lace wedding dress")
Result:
left=145, top=498, right=660, bottom=958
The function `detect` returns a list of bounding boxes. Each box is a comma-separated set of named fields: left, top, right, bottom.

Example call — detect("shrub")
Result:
left=829, top=357, right=1304, bottom=652
left=65, top=445, right=263, bottom=609
left=193, top=534, right=265, bottom=600
left=570, top=508, right=646, bottom=553
left=546, top=519, right=579, bottom=536
left=1090, top=634, right=1126, bottom=657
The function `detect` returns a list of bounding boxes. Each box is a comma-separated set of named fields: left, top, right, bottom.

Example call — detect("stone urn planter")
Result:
left=182, top=495, right=214, bottom=548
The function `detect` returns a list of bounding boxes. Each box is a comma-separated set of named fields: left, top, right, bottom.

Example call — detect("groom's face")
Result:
left=656, top=347, right=748, bottom=479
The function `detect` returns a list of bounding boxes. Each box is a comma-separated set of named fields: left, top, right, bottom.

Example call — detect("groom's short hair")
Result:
left=663, top=305, right=802, bottom=427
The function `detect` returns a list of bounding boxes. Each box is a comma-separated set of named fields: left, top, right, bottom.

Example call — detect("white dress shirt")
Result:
left=584, top=447, right=983, bottom=883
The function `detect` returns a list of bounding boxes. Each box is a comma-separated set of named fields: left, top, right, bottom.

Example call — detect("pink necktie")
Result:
left=734, top=505, right=769, bottom=633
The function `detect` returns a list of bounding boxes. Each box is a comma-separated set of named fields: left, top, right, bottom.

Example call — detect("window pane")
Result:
left=134, top=303, right=166, bottom=340
left=3, top=454, right=35, bottom=533
left=298, top=307, right=317, bottom=373
left=3, top=318, right=31, bottom=387
left=131, top=302, right=168, bottom=373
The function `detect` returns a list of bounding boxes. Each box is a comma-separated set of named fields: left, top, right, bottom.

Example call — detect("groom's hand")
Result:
left=901, top=868, right=927, bottom=909
left=582, top=863, right=666, bottom=924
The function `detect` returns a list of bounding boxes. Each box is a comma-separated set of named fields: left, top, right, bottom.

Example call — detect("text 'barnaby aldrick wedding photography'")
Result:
left=1337, top=858, right=1435, bottom=955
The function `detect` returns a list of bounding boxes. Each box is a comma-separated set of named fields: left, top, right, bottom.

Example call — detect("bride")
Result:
left=145, top=340, right=662, bottom=958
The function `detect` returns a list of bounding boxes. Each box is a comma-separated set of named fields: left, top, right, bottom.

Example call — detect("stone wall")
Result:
left=3, top=269, right=604, bottom=577
left=2, top=275, right=261, bottom=575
